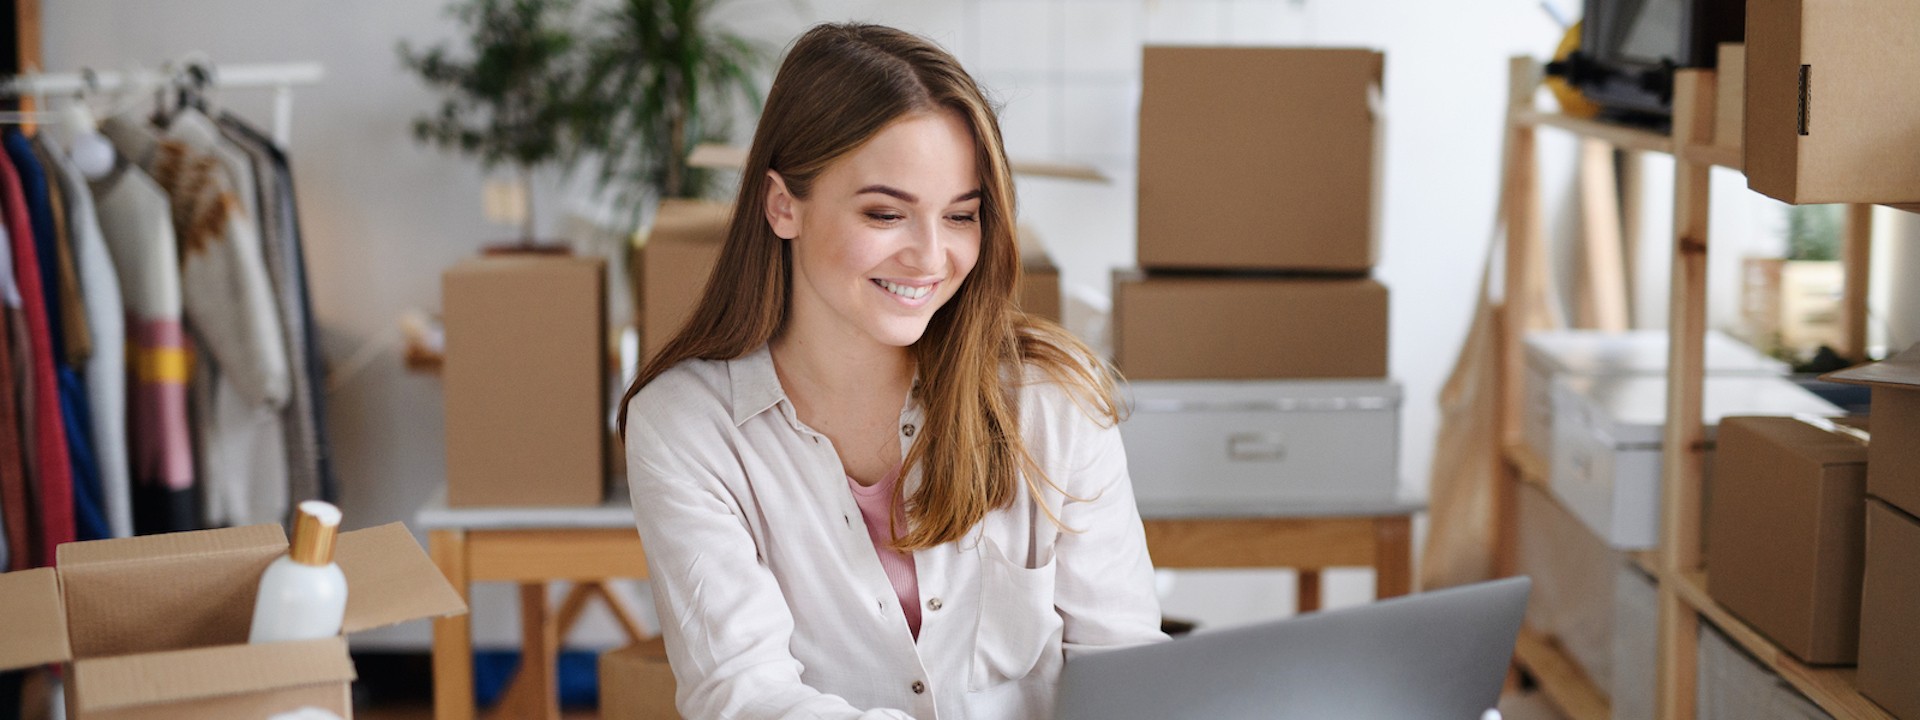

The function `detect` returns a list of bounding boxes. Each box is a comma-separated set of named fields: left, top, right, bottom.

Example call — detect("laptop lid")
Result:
left=1055, top=576, right=1531, bottom=720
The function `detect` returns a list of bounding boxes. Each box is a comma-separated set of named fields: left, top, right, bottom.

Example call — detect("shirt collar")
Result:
left=726, top=344, right=786, bottom=427
left=724, top=343, right=926, bottom=429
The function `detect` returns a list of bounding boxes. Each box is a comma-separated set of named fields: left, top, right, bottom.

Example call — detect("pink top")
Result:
left=848, top=466, right=921, bottom=639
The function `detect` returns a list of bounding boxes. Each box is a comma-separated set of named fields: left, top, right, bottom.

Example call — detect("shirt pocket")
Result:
left=968, top=536, right=1063, bottom=692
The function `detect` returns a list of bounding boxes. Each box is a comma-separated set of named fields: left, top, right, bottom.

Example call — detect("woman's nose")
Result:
left=898, top=217, right=945, bottom=272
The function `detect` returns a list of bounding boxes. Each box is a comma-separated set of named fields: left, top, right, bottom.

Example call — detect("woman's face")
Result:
left=768, top=108, right=983, bottom=353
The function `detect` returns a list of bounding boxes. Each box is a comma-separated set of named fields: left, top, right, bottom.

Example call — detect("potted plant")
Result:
left=571, top=0, right=769, bottom=220
left=400, top=0, right=597, bottom=244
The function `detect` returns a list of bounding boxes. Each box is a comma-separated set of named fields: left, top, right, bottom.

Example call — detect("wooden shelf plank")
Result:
left=1679, top=144, right=1744, bottom=171
left=1514, top=628, right=1612, bottom=720
left=1514, top=108, right=1675, bottom=154
left=1669, top=570, right=1895, bottom=720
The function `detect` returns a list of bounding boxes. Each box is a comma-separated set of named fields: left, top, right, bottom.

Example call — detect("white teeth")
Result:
left=878, top=279, right=931, bottom=300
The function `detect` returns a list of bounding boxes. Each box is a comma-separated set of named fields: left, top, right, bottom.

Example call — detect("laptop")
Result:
left=1054, top=576, right=1531, bottom=720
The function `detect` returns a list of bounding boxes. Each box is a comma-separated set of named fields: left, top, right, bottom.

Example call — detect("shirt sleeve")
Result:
left=1050, top=401, right=1172, bottom=658
left=625, top=398, right=920, bottom=720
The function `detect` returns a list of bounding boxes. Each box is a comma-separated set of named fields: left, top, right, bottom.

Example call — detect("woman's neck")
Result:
left=769, top=331, right=915, bottom=411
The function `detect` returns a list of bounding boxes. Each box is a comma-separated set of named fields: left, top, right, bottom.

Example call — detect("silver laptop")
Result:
left=1055, top=577, right=1531, bottom=720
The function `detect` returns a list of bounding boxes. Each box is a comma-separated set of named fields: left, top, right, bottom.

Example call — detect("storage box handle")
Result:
left=1227, top=432, right=1287, bottom=462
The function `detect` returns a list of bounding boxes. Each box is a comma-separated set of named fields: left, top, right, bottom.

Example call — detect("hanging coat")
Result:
left=219, top=115, right=331, bottom=505
left=40, top=135, right=132, bottom=538
left=89, top=153, right=196, bottom=535
left=0, top=141, right=73, bottom=565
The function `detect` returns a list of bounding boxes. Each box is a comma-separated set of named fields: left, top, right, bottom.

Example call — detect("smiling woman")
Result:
left=615, top=22, right=1167, bottom=720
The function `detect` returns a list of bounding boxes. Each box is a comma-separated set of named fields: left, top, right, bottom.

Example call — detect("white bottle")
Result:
left=250, top=500, right=349, bottom=643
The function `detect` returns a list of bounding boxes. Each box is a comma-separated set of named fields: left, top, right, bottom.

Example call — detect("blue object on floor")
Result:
left=473, top=650, right=603, bottom=709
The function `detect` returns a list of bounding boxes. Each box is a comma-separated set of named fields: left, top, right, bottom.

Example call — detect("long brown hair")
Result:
left=617, top=22, right=1121, bottom=550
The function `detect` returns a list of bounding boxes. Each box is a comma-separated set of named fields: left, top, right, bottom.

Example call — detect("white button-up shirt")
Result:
left=624, top=345, right=1167, bottom=719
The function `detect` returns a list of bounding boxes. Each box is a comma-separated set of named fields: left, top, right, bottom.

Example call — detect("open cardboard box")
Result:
left=0, top=523, right=467, bottom=718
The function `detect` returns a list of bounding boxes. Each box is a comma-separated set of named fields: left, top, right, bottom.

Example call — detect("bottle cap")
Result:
left=290, top=500, right=342, bottom=566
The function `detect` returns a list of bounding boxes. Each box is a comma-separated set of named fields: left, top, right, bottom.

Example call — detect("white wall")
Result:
left=44, top=0, right=1574, bottom=644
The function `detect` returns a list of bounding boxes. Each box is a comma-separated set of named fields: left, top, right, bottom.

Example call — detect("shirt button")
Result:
left=911, top=680, right=926, bottom=695
left=902, top=423, right=916, bottom=437
left=926, top=597, right=943, bottom=611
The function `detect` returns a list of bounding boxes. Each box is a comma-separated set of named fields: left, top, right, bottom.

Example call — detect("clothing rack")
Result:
left=1, top=62, right=325, bottom=146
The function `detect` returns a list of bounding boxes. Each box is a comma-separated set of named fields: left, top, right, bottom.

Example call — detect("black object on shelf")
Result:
left=1545, top=0, right=1745, bottom=123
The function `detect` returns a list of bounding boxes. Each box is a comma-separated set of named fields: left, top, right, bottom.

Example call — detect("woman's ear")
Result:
left=765, top=170, right=801, bottom=240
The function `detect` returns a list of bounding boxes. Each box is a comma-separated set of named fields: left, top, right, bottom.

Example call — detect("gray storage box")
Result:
left=1698, top=624, right=1833, bottom=720
left=1550, top=374, right=1841, bottom=548
left=1523, top=331, right=1787, bottom=463
left=1612, top=563, right=1659, bottom=720
left=1119, top=379, right=1399, bottom=513
left=1516, top=480, right=1622, bottom=694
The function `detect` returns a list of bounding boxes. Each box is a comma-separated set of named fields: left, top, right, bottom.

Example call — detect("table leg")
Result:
left=521, top=582, right=562, bottom=720
left=430, top=530, right=474, bottom=720
left=1374, top=515, right=1413, bottom=599
left=1296, top=570, right=1322, bottom=613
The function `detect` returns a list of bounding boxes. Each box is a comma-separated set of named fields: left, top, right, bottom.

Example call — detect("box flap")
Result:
left=57, top=525, right=287, bottom=658
left=72, top=637, right=353, bottom=712
left=0, top=568, right=71, bottom=670
left=55, top=523, right=284, bottom=567
left=1822, top=344, right=1920, bottom=389
left=337, top=523, right=468, bottom=633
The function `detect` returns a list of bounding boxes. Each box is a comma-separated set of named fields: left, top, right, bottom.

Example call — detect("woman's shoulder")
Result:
left=623, top=355, right=734, bottom=442
left=1012, top=354, right=1122, bottom=441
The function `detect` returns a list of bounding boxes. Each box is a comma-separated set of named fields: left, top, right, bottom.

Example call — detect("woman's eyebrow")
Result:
left=857, top=184, right=918, bottom=203
left=856, top=185, right=984, bottom=204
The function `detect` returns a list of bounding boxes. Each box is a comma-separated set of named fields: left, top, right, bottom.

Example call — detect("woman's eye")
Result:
left=866, top=212, right=904, bottom=223
left=948, top=213, right=979, bottom=225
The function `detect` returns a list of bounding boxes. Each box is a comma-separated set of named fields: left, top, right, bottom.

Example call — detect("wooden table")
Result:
left=421, top=493, right=1423, bottom=720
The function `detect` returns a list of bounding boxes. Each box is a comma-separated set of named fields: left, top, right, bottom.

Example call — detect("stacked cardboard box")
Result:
left=1115, top=47, right=1399, bottom=508
left=1705, top=416, right=1869, bottom=666
left=1824, top=345, right=1920, bottom=719
left=1745, top=0, right=1920, bottom=205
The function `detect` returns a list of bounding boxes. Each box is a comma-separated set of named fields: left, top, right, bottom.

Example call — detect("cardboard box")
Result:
left=600, top=637, right=679, bottom=719
left=443, top=255, right=607, bottom=507
left=1112, top=272, right=1387, bottom=380
left=1522, top=329, right=1787, bottom=465
left=639, top=200, right=729, bottom=362
left=1138, top=47, right=1384, bottom=272
left=1714, top=43, right=1746, bottom=150
left=1858, top=498, right=1920, bottom=719
left=1120, top=379, right=1399, bottom=511
left=0, top=523, right=465, bottom=718
left=1705, top=416, right=1868, bottom=665
left=1824, top=344, right=1920, bottom=517
left=1015, top=224, right=1062, bottom=324
left=1745, top=0, right=1920, bottom=204
left=1515, top=480, right=1622, bottom=693
left=1018, top=259, right=1062, bottom=324
left=1696, top=623, right=1833, bottom=720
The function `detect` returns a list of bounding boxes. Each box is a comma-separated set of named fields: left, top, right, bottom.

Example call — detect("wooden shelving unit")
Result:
left=1491, top=57, right=1900, bottom=720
